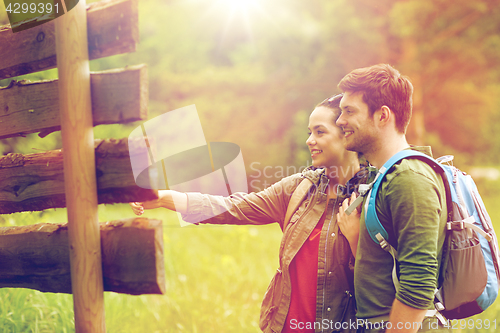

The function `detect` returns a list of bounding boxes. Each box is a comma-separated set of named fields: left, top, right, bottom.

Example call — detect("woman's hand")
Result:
left=129, top=197, right=164, bottom=216
left=128, top=190, right=188, bottom=216
left=337, top=192, right=361, bottom=257
left=129, top=202, right=145, bottom=216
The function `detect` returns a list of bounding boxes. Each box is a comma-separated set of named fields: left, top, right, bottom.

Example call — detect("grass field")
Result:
left=1, top=176, right=500, bottom=332
left=0, top=205, right=282, bottom=332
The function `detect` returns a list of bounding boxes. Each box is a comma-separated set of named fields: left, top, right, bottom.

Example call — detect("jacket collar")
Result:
left=301, top=165, right=374, bottom=200
left=301, top=166, right=327, bottom=185
left=407, top=145, right=433, bottom=157
left=365, top=146, right=434, bottom=168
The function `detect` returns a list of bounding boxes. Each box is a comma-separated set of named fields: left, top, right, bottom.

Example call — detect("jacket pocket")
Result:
left=340, top=291, right=356, bottom=333
left=260, top=270, right=283, bottom=331
left=288, top=199, right=309, bottom=227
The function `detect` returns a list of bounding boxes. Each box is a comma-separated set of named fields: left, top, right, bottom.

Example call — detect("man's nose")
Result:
left=336, top=114, right=346, bottom=127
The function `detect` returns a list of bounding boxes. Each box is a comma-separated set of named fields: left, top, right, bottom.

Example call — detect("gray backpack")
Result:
left=356, top=150, right=500, bottom=321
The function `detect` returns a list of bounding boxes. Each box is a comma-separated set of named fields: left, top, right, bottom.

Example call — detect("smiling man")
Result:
left=336, top=64, right=450, bottom=333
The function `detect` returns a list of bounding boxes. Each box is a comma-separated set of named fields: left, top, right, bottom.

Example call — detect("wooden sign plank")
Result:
left=0, top=138, right=157, bottom=214
left=0, top=65, right=148, bottom=140
left=0, top=0, right=139, bottom=80
left=0, top=218, right=165, bottom=295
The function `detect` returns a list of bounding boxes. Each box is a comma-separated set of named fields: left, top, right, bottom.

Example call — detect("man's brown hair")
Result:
left=338, top=64, right=413, bottom=134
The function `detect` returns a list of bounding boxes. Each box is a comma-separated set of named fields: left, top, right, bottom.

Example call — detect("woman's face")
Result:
left=306, top=106, right=347, bottom=171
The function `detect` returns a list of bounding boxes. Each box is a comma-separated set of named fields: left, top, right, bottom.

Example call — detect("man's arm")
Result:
left=383, top=169, right=443, bottom=301
left=381, top=162, right=446, bottom=328
left=387, top=299, right=426, bottom=333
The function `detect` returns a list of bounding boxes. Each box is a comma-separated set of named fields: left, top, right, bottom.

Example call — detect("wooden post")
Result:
left=55, top=0, right=106, bottom=331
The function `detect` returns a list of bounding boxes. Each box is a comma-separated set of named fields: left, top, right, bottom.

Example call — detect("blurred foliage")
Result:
left=2, top=0, right=500, bottom=176
left=1, top=0, right=500, bottom=331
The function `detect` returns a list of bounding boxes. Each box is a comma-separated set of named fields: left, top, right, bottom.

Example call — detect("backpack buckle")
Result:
left=447, top=221, right=464, bottom=231
left=358, top=183, right=371, bottom=196
left=435, top=302, right=445, bottom=311
left=375, top=233, right=390, bottom=251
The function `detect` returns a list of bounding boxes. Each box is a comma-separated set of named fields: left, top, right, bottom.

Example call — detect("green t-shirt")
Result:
left=355, top=146, right=447, bottom=319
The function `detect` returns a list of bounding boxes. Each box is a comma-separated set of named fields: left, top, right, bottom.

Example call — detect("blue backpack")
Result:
left=351, top=150, right=500, bottom=321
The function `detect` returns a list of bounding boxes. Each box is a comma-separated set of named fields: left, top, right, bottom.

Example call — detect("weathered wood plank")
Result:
left=0, top=65, right=148, bottom=139
left=0, top=218, right=165, bottom=295
left=0, top=0, right=139, bottom=80
left=0, top=138, right=157, bottom=214
left=91, top=65, right=148, bottom=126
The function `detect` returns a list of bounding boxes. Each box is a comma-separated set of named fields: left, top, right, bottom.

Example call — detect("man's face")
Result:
left=336, top=91, right=378, bottom=155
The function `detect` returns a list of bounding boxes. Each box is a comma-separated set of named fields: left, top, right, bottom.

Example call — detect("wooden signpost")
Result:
left=0, top=0, right=160, bottom=331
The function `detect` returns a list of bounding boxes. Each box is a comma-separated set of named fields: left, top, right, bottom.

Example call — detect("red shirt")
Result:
left=282, top=211, right=326, bottom=333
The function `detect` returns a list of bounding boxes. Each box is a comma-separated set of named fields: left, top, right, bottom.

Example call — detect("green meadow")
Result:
left=1, top=0, right=500, bottom=330
left=1, top=174, right=500, bottom=332
left=0, top=205, right=282, bottom=333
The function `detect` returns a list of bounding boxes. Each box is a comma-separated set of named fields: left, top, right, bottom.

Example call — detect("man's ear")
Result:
left=374, top=105, right=392, bottom=127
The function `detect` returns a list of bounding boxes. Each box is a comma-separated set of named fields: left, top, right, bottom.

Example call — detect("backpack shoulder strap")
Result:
left=364, top=150, right=446, bottom=296
left=364, top=149, right=442, bottom=245
left=283, top=177, right=314, bottom=231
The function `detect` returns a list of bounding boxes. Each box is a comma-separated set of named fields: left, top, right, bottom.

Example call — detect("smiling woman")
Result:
left=129, top=93, right=366, bottom=333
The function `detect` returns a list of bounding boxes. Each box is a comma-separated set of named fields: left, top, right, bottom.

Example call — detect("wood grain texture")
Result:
left=0, top=138, right=158, bottom=213
left=0, top=65, right=148, bottom=139
left=0, top=0, right=138, bottom=80
left=100, top=218, right=165, bottom=295
left=0, top=218, right=165, bottom=295
left=95, top=138, right=158, bottom=205
left=55, top=1, right=105, bottom=330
